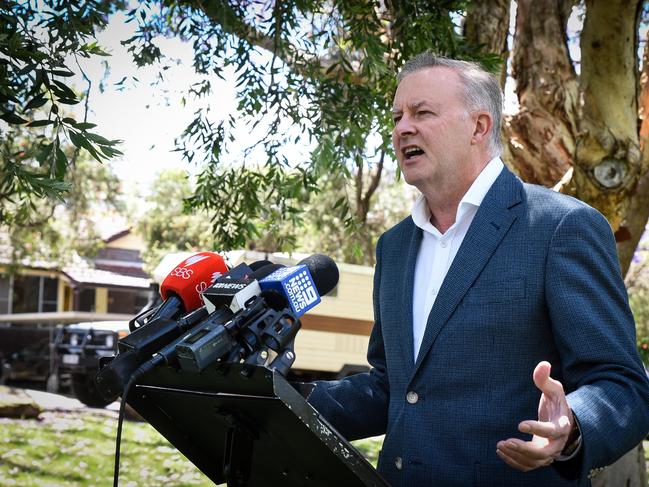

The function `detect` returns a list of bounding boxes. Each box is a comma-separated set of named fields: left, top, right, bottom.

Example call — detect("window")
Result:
left=0, top=274, right=58, bottom=314
left=12, top=275, right=40, bottom=313
left=134, top=290, right=151, bottom=313
left=108, top=289, right=151, bottom=314
left=42, top=278, right=57, bottom=312
left=78, top=288, right=96, bottom=312
left=0, top=275, right=9, bottom=314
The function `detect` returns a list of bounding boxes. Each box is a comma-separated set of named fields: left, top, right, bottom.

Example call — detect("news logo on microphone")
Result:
left=260, top=265, right=320, bottom=317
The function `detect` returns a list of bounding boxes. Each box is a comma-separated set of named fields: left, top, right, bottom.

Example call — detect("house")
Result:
left=0, top=228, right=151, bottom=360
left=0, top=236, right=375, bottom=381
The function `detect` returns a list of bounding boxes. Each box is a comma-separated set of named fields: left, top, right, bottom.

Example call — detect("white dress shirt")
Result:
left=411, top=157, right=504, bottom=360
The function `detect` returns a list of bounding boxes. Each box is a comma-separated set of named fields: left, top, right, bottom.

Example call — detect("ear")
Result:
left=471, top=111, right=493, bottom=146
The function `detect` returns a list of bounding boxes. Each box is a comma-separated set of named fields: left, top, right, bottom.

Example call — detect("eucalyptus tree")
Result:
left=1, top=1, right=124, bottom=227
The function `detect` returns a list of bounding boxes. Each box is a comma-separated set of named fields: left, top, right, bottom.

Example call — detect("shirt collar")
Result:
left=411, top=156, right=505, bottom=232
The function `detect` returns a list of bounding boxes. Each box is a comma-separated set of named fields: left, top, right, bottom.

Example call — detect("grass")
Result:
left=0, top=409, right=383, bottom=486
left=2, top=406, right=647, bottom=485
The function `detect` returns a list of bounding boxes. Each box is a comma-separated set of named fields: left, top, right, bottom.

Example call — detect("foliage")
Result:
left=625, top=245, right=649, bottom=365
left=1, top=1, right=502, bottom=258
left=136, top=168, right=213, bottom=273
left=121, top=0, right=500, bottom=250
left=298, top=169, right=416, bottom=265
left=0, top=0, right=124, bottom=227
left=1, top=146, right=124, bottom=267
left=352, top=436, right=383, bottom=467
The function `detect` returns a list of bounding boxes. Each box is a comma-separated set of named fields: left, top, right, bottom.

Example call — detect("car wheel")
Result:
left=71, top=373, right=112, bottom=408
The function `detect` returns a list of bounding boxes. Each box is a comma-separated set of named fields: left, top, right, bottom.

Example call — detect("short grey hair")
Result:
left=397, top=53, right=503, bottom=157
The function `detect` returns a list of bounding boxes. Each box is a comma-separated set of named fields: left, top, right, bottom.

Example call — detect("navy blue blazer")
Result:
left=309, top=167, right=649, bottom=486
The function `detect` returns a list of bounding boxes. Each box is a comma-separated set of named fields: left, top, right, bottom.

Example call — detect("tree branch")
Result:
left=188, top=0, right=368, bottom=85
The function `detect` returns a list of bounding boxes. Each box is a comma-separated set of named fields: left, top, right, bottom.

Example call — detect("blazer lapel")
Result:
left=399, top=220, right=421, bottom=373
left=412, top=168, right=523, bottom=374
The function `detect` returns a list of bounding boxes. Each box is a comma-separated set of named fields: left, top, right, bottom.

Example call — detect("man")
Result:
left=308, top=53, right=649, bottom=486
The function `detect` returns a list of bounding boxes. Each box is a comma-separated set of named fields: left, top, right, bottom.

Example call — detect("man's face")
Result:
left=391, top=67, right=478, bottom=192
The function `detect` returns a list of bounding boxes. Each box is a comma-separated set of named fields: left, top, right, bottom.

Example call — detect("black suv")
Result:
left=55, top=321, right=129, bottom=407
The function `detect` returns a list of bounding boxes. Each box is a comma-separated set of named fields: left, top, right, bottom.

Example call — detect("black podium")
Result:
left=126, top=363, right=391, bottom=486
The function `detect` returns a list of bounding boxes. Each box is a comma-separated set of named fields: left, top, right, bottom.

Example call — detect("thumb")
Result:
left=533, top=361, right=564, bottom=399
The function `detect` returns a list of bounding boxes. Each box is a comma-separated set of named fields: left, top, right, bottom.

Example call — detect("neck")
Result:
left=426, top=197, right=460, bottom=234
left=422, top=155, right=492, bottom=233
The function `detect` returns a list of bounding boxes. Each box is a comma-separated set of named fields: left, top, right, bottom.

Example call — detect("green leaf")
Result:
left=50, top=69, right=75, bottom=77
left=51, top=80, right=77, bottom=100
left=57, top=98, right=80, bottom=105
left=74, top=122, right=97, bottom=130
left=25, top=94, right=48, bottom=110
left=17, top=63, right=36, bottom=76
left=1, top=112, right=28, bottom=124
left=55, top=148, right=67, bottom=180
left=69, top=131, right=103, bottom=162
left=27, top=119, right=54, bottom=127
left=35, top=144, right=53, bottom=164
left=62, top=117, right=77, bottom=125
left=68, top=131, right=85, bottom=150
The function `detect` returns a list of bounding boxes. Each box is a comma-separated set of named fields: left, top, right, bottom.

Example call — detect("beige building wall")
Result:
left=95, top=288, right=108, bottom=313
left=106, top=232, right=145, bottom=250
left=293, top=329, right=370, bottom=372
left=313, top=263, right=374, bottom=321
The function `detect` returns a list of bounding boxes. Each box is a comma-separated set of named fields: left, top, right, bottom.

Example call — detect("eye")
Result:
left=392, top=114, right=402, bottom=124
left=417, top=110, right=432, bottom=117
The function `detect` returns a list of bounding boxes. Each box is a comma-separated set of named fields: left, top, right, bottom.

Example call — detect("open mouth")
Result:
left=403, top=146, right=424, bottom=160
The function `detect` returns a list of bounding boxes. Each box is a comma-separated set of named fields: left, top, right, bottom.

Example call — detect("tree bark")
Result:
left=569, top=0, right=642, bottom=234
left=617, top=35, right=649, bottom=275
left=504, top=0, right=578, bottom=186
left=592, top=443, right=648, bottom=487
left=463, top=0, right=511, bottom=86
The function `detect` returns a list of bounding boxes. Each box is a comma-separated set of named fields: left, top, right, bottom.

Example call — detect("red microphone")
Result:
left=130, top=252, right=228, bottom=331
left=160, top=252, right=228, bottom=313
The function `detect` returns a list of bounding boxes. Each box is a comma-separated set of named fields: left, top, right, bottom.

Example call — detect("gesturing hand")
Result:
left=496, top=361, right=574, bottom=471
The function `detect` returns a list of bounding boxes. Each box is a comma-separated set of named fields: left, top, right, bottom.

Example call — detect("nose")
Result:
left=393, top=113, right=416, bottom=137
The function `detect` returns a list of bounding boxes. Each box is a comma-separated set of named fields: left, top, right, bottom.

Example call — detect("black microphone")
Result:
left=120, top=262, right=281, bottom=374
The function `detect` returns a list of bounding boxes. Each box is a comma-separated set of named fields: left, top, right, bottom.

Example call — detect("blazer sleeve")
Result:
left=307, top=234, right=390, bottom=440
left=545, top=204, right=649, bottom=480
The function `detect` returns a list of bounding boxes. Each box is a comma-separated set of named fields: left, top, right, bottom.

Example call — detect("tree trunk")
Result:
left=463, top=0, right=511, bottom=86
left=569, top=0, right=642, bottom=235
left=503, top=1, right=647, bottom=484
left=591, top=443, right=647, bottom=487
left=617, top=36, right=649, bottom=275
left=504, top=0, right=578, bottom=186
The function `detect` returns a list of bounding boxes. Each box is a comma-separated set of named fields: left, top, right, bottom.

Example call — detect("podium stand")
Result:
left=126, top=363, right=391, bottom=486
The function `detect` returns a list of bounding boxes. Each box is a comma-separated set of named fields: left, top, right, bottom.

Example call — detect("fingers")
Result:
left=519, top=418, right=571, bottom=439
left=496, top=438, right=560, bottom=472
left=532, top=361, right=565, bottom=399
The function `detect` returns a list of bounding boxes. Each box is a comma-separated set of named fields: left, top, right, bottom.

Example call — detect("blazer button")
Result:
left=395, top=456, right=403, bottom=470
left=406, top=391, right=419, bottom=404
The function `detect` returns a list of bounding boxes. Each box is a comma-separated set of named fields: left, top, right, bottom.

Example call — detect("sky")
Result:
left=72, top=11, right=238, bottom=197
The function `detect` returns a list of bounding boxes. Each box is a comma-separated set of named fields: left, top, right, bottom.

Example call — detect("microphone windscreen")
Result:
left=160, top=252, right=228, bottom=312
left=298, top=254, right=339, bottom=296
left=249, top=259, right=273, bottom=271
left=252, top=263, right=284, bottom=281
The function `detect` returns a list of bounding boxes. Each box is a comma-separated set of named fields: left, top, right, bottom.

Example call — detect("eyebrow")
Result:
left=392, top=100, right=429, bottom=114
